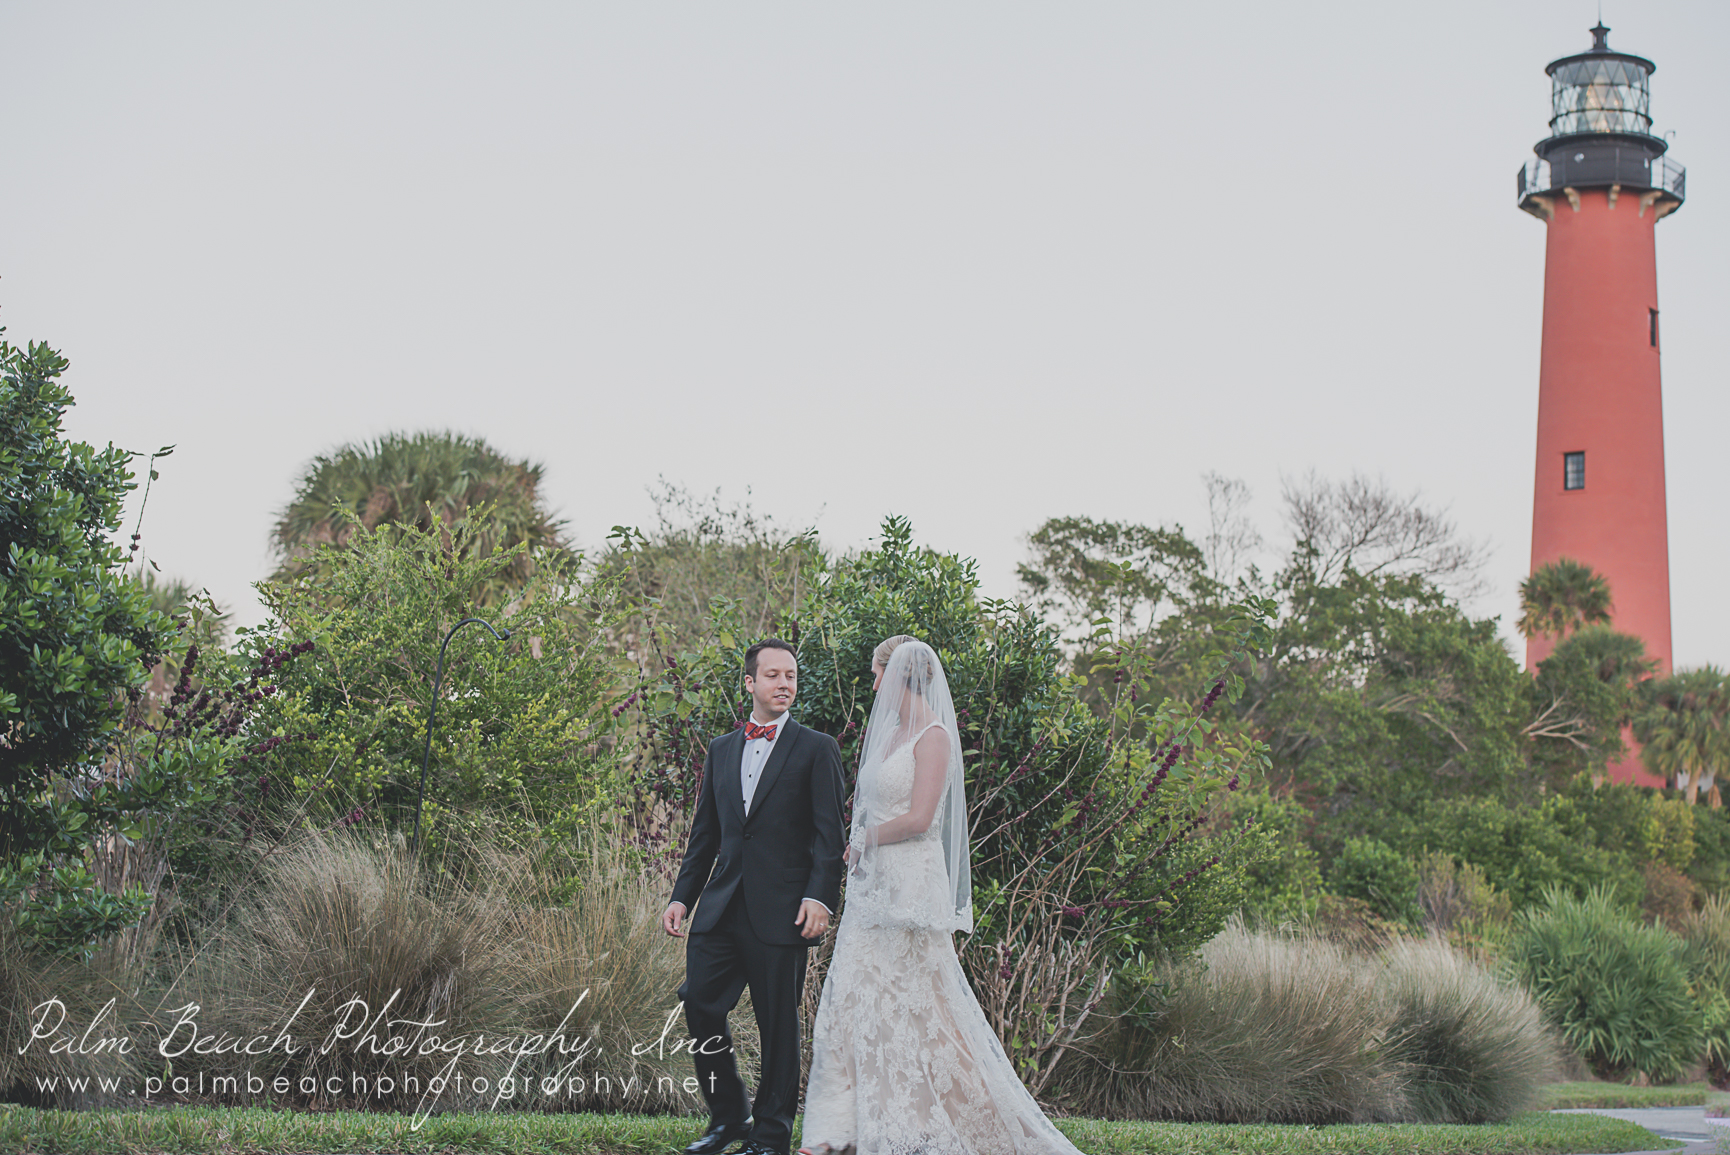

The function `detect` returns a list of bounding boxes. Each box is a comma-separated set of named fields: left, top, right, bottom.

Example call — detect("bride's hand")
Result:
left=843, top=845, right=854, bottom=865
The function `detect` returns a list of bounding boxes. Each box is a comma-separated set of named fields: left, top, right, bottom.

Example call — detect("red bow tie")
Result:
left=745, top=721, right=778, bottom=741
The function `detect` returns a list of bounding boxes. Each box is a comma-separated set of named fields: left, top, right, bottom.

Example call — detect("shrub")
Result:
left=1679, top=895, right=1730, bottom=1088
left=1641, top=860, right=1698, bottom=929
left=1381, top=936, right=1555, bottom=1123
left=1640, top=795, right=1697, bottom=871
left=0, top=333, right=176, bottom=953
left=230, top=510, right=618, bottom=853
left=1331, top=837, right=1421, bottom=927
left=1391, top=795, right=1634, bottom=911
left=1231, top=790, right=1326, bottom=925
left=1689, top=805, right=1730, bottom=896
left=1414, top=851, right=1512, bottom=960
left=1507, top=886, right=1702, bottom=1083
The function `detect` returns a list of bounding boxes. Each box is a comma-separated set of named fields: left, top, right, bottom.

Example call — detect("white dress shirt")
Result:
left=741, top=711, right=830, bottom=916
left=740, top=710, right=787, bottom=817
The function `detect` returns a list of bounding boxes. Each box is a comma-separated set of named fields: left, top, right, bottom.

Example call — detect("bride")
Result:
left=799, top=636, right=1083, bottom=1155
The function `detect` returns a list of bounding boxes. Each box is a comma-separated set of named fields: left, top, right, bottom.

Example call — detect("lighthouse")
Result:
left=1519, top=23, right=1683, bottom=781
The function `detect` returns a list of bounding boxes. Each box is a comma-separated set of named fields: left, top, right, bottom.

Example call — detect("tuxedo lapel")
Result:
left=745, top=717, right=800, bottom=825
left=721, top=728, right=748, bottom=827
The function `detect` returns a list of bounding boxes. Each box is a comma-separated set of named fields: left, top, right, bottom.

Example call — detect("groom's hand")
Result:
left=662, top=901, right=687, bottom=938
left=795, top=899, right=829, bottom=939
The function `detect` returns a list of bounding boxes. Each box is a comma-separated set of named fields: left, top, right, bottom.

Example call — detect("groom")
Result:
left=662, top=638, right=846, bottom=1155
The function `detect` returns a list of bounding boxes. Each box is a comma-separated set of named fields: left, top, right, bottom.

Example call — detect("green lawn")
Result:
left=1540, top=1081, right=1712, bottom=1109
left=0, top=1106, right=1670, bottom=1155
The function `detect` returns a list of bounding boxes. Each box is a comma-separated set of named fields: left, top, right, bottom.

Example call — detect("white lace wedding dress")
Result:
left=800, top=724, right=1084, bottom=1155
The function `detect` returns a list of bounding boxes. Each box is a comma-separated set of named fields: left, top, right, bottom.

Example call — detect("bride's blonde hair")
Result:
left=872, top=634, right=916, bottom=670
left=873, top=635, right=939, bottom=689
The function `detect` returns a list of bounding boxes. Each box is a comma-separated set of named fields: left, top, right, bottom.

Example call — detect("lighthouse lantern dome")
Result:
left=1546, top=25, right=1655, bottom=139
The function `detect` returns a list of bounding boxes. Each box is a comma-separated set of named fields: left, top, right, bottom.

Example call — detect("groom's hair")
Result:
left=744, top=638, right=796, bottom=678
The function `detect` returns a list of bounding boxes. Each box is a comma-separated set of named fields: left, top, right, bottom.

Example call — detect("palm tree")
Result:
left=1517, top=557, right=1614, bottom=642
left=272, top=431, right=574, bottom=604
left=1635, top=666, right=1730, bottom=805
left=1531, top=625, right=1655, bottom=781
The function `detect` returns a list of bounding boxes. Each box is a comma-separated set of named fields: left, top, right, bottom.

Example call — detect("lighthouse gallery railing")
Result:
left=1518, top=152, right=1686, bottom=204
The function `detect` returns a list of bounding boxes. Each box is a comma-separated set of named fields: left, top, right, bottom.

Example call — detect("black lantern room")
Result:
left=1517, top=23, right=1685, bottom=219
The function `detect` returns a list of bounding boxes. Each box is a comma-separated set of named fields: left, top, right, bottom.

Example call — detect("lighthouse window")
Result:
left=1564, top=452, right=1586, bottom=491
left=1650, top=308, right=1660, bottom=348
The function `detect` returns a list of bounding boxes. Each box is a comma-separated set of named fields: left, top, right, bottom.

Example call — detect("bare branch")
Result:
left=1202, top=472, right=1264, bottom=582
left=1280, top=471, right=1489, bottom=596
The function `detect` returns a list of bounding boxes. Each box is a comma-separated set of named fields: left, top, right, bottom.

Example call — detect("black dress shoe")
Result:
left=684, top=1120, right=753, bottom=1155
left=737, top=1142, right=786, bottom=1155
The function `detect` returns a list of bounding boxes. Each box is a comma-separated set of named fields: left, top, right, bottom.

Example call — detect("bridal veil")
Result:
left=849, top=638, right=972, bottom=934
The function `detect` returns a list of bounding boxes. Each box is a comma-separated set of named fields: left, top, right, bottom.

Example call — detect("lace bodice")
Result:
left=858, top=728, right=942, bottom=841
left=848, top=727, right=953, bottom=930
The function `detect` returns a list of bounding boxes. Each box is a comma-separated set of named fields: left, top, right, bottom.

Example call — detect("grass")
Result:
left=133, top=827, right=711, bottom=1116
left=1052, top=925, right=1555, bottom=1124
left=0, top=1107, right=1671, bottom=1155
left=1379, top=935, right=1556, bottom=1123
left=1540, top=1081, right=1712, bottom=1109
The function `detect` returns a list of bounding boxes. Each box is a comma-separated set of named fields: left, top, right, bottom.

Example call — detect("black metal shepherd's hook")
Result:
left=412, top=616, right=511, bottom=852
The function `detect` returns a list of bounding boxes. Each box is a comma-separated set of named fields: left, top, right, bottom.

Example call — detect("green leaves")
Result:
left=242, top=509, right=620, bottom=846
left=1509, top=886, right=1703, bottom=1082
left=1, top=329, right=172, bottom=880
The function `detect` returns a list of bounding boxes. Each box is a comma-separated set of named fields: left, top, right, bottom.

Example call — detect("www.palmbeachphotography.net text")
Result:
left=21, top=988, right=720, bottom=1128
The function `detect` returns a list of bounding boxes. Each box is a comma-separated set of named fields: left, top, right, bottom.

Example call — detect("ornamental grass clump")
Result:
left=1507, top=885, right=1702, bottom=1083
left=1381, top=936, right=1554, bottom=1123
left=169, top=830, right=530, bottom=1111
left=502, top=833, right=715, bottom=1113
left=165, top=824, right=699, bottom=1116
left=1047, top=925, right=1554, bottom=1124
left=1060, top=924, right=1406, bottom=1124
left=0, top=921, right=138, bottom=1107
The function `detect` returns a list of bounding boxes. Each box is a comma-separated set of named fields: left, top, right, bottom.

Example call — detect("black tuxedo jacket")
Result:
left=669, top=716, right=846, bottom=947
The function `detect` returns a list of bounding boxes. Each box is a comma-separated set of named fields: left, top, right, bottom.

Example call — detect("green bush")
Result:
left=1389, top=796, right=1634, bottom=911
left=0, top=333, right=179, bottom=953
left=1687, top=805, right=1730, bottom=896
left=0, top=334, right=166, bottom=812
left=1331, top=837, right=1422, bottom=927
left=1230, top=791, right=1326, bottom=925
left=1507, top=886, right=1702, bottom=1082
left=228, top=510, right=619, bottom=852
left=1413, top=851, right=1512, bottom=960
left=1679, top=894, right=1730, bottom=1086
left=1381, top=936, right=1554, bottom=1123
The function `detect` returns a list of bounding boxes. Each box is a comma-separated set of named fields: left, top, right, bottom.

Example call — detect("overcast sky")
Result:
left=3, top=2, right=1725, bottom=666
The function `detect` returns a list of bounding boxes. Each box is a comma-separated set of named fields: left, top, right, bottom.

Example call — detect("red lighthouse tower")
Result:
left=1519, top=23, right=1683, bottom=784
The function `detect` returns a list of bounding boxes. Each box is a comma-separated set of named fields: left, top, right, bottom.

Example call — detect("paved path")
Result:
left=1553, top=1106, right=1722, bottom=1154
